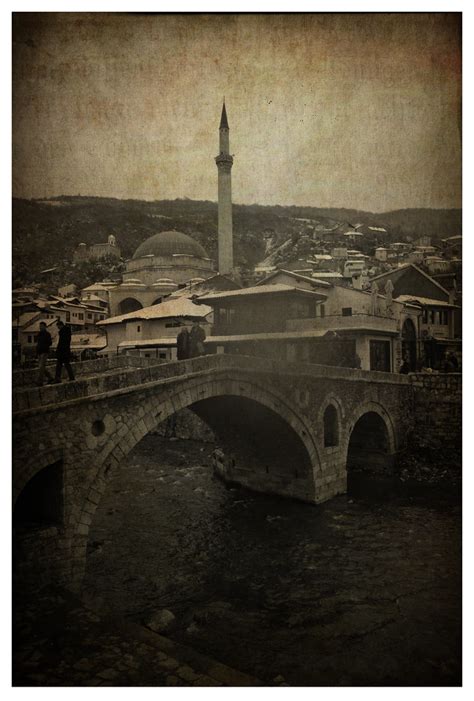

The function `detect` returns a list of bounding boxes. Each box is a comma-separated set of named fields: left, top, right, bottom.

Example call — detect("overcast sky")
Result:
left=13, top=13, right=461, bottom=212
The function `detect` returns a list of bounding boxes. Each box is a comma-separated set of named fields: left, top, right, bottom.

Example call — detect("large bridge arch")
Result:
left=68, top=374, right=323, bottom=588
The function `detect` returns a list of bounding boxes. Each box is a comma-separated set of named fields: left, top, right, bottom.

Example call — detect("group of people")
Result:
left=36, top=319, right=75, bottom=386
left=399, top=351, right=459, bottom=375
left=176, top=321, right=206, bottom=361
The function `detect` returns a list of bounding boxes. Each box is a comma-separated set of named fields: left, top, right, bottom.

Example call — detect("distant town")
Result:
left=13, top=193, right=462, bottom=376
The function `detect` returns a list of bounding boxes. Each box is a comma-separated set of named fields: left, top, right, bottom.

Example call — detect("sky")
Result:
left=12, top=12, right=462, bottom=212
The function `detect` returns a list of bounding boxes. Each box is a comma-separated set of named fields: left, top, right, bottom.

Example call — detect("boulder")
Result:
left=146, top=609, right=176, bottom=633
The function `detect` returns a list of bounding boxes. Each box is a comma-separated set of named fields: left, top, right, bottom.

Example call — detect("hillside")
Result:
left=12, top=196, right=462, bottom=288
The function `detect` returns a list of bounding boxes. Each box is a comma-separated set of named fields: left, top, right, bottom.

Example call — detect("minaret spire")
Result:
left=215, top=101, right=234, bottom=275
left=219, top=101, right=229, bottom=130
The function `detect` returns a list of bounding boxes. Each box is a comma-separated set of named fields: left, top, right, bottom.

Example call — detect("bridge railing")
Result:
left=12, top=354, right=157, bottom=389
left=12, top=353, right=414, bottom=414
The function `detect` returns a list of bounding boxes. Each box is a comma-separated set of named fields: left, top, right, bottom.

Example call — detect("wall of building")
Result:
left=124, top=256, right=214, bottom=286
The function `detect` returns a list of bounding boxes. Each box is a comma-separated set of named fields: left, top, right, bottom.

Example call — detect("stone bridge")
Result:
left=13, top=354, right=456, bottom=591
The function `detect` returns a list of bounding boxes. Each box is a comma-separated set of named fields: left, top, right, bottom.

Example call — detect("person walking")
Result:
left=36, top=321, right=54, bottom=386
left=189, top=320, right=206, bottom=358
left=54, top=320, right=75, bottom=383
left=176, top=326, right=190, bottom=360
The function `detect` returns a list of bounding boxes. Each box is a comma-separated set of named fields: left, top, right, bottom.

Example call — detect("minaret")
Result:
left=215, top=101, right=234, bottom=275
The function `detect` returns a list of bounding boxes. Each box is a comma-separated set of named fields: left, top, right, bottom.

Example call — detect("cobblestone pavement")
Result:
left=13, top=585, right=261, bottom=687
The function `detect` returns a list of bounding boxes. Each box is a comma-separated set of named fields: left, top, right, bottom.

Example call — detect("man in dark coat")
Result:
left=176, top=326, right=190, bottom=360
left=54, top=320, right=75, bottom=382
left=189, top=320, right=206, bottom=358
left=36, top=321, right=54, bottom=386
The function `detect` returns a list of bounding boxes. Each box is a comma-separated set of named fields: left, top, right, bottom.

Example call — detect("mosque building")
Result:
left=104, top=102, right=235, bottom=317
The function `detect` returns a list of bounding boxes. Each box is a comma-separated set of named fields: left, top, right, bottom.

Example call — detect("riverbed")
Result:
left=83, top=435, right=461, bottom=686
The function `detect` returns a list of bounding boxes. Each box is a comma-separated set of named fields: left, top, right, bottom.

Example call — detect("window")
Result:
left=422, top=309, right=428, bottom=324
left=370, top=340, right=391, bottom=372
left=159, top=352, right=167, bottom=359
left=320, top=304, right=326, bottom=318
left=165, top=321, right=181, bottom=328
left=324, top=405, right=339, bottom=447
left=137, top=325, right=141, bottom=333
left=78, top=313, right=84, bottom=320
left=87, top=313, right=92, bottom=319
left=342, top=307, right=352, bottom=317
left=289, top=301, right=312, bottom=319
left=28, top=335, right=32, bottom=343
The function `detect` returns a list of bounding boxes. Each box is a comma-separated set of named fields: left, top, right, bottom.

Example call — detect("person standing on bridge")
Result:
left=54, top=320, right=75, bottom=383
left=36, top=321, right=54, bottom=386
left=189, top=320, right=206, bottom=358
left=176, top=325, right=190, bottom=360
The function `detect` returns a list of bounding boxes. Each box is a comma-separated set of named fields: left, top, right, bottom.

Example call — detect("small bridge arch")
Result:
left=345, top=401, right=397, bottom=490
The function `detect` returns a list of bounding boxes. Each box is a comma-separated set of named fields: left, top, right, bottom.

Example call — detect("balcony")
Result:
left=286, top=314, right=399, bottom=335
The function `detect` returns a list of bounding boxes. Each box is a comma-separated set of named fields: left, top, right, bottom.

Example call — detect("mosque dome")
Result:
left=133, top=230, right=208, bottom=260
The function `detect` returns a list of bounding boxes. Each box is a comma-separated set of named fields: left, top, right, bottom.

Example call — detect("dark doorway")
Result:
left=118, top=298, right=143, bottom=315
left=402, top=319, right=417, bottom=371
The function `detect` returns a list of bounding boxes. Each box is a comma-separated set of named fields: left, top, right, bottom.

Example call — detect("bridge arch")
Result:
left=69, top=375, right=322, bottom=588
left=13, top=448, right=65, bottom=508
left=345, top=402, right=397, bottom=490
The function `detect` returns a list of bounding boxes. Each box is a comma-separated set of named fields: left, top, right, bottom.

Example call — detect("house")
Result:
left=370, top=264, right=461, bottom=368
left=97, top=295, right=213, bottom=360
left=70, top=333, right=107, bottom=360
left=263, top=269, right=420, bottom=372
left=197, top=274, right=420, bottom=373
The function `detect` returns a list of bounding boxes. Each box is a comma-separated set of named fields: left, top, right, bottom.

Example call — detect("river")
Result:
left=82, top=435, right=461, bottom=686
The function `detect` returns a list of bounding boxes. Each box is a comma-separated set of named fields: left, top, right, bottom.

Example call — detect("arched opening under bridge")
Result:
left=346, top=411, right=394, bottom=496
left=82, top=392, right=316, bottom=606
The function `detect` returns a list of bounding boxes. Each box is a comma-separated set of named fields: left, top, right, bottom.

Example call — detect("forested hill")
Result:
left=12, top=196, right=461, bottom=287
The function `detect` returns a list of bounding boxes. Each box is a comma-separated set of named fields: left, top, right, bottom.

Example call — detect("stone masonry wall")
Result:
left=409, top=373, right=462, bottom=448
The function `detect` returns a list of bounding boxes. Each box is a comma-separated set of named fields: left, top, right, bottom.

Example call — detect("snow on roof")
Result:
left=311, top=271, right=343, bottom=278
left=13, top=312, right=40, bottom=328
left=395, top=295, right=459, bottom=308
left=98, top=296, right=212, bottom=325
left=70, top=334, right=107, bottom=349
left=256, top=269, right=331, bottom=288
left=118, top=338, right=178, bottom=348
left=196, top=283, right=327, bottom=304
left=21, top=318, right=57, bottom=333
left=81, top=294, right=105, bottom=302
